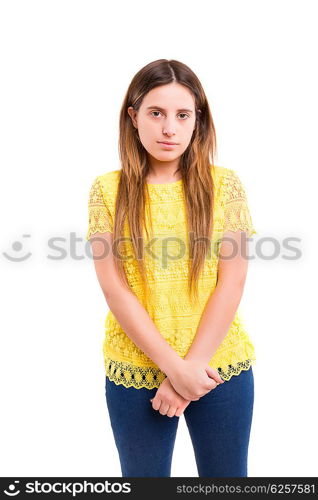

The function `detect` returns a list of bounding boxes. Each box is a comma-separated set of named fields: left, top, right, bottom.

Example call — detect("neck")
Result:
left=146, top=157, right=181, bottom=183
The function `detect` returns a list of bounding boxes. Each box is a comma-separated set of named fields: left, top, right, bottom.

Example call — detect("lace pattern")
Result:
left=221, top=169, right=257, bottom=237
left=86, top=176, right=113, bottom=240
left=105, top=357, right=255, bottom=389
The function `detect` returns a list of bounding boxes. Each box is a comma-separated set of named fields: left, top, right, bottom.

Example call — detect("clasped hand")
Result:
left=150, top=359, right=224, bottom=417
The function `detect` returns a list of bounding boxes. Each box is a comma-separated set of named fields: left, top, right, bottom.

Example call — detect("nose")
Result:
left=162, top=116, right=177, bottom=136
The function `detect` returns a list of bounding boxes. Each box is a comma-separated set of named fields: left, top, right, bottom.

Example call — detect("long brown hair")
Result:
left=113, top=59, right=217, bottom=304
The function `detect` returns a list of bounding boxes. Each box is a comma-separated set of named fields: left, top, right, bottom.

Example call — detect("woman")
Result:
left=86, top=59, right=257, bottom=477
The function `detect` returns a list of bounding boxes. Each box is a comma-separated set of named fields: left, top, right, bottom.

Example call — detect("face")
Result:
left=127, top=82, right=197, bottom=166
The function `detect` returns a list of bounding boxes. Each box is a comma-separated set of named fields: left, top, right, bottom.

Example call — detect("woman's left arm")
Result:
left=184, top=229, right=250, bottom=365
left=151, top=229, right=250, bottom=417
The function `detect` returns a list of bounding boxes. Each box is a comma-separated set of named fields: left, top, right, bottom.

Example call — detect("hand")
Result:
left=150, top=377, right=192, bottom=417
left=166, top=358, right=224, bottom=401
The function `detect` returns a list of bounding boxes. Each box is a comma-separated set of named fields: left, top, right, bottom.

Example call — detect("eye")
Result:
left=150, top=111, right=190, bottom=120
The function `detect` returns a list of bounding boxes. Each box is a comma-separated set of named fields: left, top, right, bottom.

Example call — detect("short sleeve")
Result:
left=222, top=169, right=257, bottom=237
left=86, top=176, right=114, bottom=240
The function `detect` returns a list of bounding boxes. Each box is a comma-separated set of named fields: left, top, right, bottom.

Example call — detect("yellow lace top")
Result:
left=86, top=165, right=257, bottom=389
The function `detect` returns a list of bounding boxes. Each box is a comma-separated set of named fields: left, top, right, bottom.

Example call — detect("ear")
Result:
left=127, top=106, right=138, bottom=128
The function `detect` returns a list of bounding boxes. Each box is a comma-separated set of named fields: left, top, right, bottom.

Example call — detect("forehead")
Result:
left=142, top=83, right=195, bottom=109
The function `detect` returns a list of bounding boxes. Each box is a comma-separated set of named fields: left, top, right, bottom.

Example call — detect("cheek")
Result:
left=180, top=119, right=196, bottom=136
left=181, top=124, right=196, bottom=143
left=138, top=122, right=156, bottom=141
left=137, top=128, right=157, bottom=153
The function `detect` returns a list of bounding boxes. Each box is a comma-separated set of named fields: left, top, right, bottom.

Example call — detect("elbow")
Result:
left=216, top=276, right=246, bottom=293
left=103, top=287, right=118, bottom=303
left=102, top=282, right=130, bottom=304
left=217, top=266, right=248, bottom=291
left=103, top=289, right=112, bottom=303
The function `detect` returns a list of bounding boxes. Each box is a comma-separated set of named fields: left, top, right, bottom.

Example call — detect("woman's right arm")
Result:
left=88, top=231, right=220, bottom=400
left=89, top=231, right=186, bottom=376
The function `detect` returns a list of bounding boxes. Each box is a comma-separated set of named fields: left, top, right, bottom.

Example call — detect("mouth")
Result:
left=157, top=141, right=179, bottom=147
left=157, top=141, right=178, bottom=145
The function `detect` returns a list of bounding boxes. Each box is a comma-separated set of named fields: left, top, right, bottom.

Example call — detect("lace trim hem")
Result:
left=105, top=357, right=255, bottom=390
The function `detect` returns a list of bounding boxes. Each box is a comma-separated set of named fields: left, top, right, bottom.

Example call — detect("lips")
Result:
left=158, top=141, right=178, bottom=145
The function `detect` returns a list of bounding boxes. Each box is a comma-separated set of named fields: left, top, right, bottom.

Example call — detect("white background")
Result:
left=1, top=0, right=317, bottom=477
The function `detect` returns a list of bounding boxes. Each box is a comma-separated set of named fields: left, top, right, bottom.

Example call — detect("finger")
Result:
left=206, top=365, right=224, bottom=384
left=159, top=401, right=170, bottom=415
left=209, top=379, right=218, bottom=390
left=201, top=379, right=217, bottom=395
left=175, top=407, right=184, bottom=417
left=152, top=397, right=161, bottom=411
left=175, top=401, right=190, bottom=417
left=213, top=370, right=225, bottom=384
left=167, top=406, right=177, bottom=418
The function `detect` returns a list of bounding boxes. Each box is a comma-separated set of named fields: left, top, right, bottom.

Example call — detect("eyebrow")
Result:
left=146, top=105, right=193, bottom=113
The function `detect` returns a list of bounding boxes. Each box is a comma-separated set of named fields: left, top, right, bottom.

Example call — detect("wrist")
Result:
left=184, top=351, right=211, bottom=365
left=159, top=352, right=184, bottom=378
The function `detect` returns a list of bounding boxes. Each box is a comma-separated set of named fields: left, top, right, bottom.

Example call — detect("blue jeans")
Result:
left=105, top=366, right=254, bottom=477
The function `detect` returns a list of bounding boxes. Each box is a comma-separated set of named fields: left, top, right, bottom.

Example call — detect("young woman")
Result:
left=86, top=59, right=257, bottom=478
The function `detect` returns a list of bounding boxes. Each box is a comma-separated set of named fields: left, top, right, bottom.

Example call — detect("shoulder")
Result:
left=212, top=165, right=237, bottom=180
left=93, top=169, right=120, bottom=197
left=212, top=165, right=246, bottom=186
left=88, top=170, right=120, bottom=211
left=96, top=169, right=120, bottom=187
left=211, top=165, right=238, bottom=196
left=93, top=166, right=241, bottom=193
left=211, top=166, right=249, bottom=206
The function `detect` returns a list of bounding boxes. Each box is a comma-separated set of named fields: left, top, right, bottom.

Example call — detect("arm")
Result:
left=184, top=229, right=250, bottom=365
left=90, top=232, right=222, bottom=400
left=89, top=231, right=184, bottom=376
left=184, top=168, right=256, bottom=365
left=87, top=176, right=223, bottom=402
left=86, top=176, right=185, bottom=375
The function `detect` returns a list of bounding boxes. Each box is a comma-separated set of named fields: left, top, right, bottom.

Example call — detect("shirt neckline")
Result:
left=146, top=178, right=183, bottom=187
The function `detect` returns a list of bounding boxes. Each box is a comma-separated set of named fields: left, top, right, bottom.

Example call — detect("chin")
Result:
left=152, top=151, right=179, bottom=159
